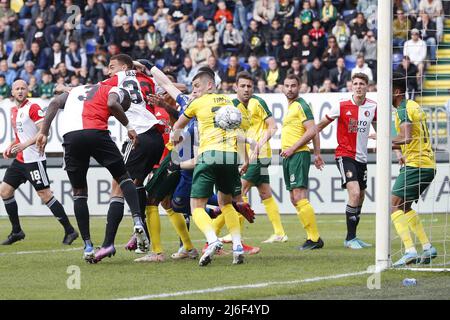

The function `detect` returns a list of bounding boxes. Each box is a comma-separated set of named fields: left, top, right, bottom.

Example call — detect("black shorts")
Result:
left=122, top=127, right=164, bottom=183
left=336, top=156, right=368, bottom=190
left=2, top=159, right=50, bottom=191
left=63, top=129, right=126, bottom=188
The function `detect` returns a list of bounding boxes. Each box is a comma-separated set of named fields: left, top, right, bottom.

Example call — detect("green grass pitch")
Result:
left=0, top=214, right=449, bottom=300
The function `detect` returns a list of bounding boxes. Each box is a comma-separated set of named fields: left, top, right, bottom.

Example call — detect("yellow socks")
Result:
left=146, top=205, right=163, bottom=253
left=239, top=214, right=245, bottom=234
left=221, top=203, right=242, bottom=250
left=192, top=208, right=218, bottom=244
left=405, top=209, right=430, bottom=248
left=166, top=208, right=194, bottom=251
left=391, top=210, right=414, bottom=251
left=263, top=196, right=285, bottom=236
left=295, top=199, right=320, bottom=242
left=212, top=213, right=225, bottom=236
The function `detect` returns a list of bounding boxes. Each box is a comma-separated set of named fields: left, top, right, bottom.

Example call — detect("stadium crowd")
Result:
left=0, top=0, right=447, bottom=99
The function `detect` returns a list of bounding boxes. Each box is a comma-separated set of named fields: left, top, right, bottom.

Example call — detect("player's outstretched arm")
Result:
left=37, top=92, right=69, bottom=154
left=149, top=65, right=183, bottom=100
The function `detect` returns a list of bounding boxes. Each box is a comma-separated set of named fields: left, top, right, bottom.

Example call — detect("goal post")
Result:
left=375, top=0, right=393, bottom=271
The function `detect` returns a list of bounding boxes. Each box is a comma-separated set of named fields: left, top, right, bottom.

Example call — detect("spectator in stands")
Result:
left=322, top=35, right=342, bottom=70
left=25, top=42, right=48, bottom=77
left=394, top=0, right=419, bottom=20
left=177, top=56, right=196, bottom=92
left=206, top=55, right=222, bottom=87
left=233, top=0, right=252, bottom=34
left=70, top=74, right=81, bottom=87
left=222, top=22, right=243, bottom=56
left=264, top=58, right=285, bottom=92
left=114, top=20, right=138, bottom=55
left=163, top=39, right=185, bottom=73
left=285, top=16, right=303, bottom=46
left=299, top=0, right=317, bottom=34
left=0, top=59, right=15, bottom=86
left=395, top=55, right=419, bottom=99
left=0, top=0, right=20, bottom=41
left=38, top=71, right=55, bottom=99
left=57, top=22, right=81, bottom=49
left=308, top=19, right=326, bottom=56
left=247, top=55, right=265, bottom=84
left=253, top=0, right=276, bottom=36
left=112, top=6, right=129, bottom=29
left=299, top=82, right=311, bottom=93
left=26, top=17, right=48, bottom=49
left=214, top=0, right=233, bottom=35
left=332, top=16, right=350, bottom=51
left=190, top=38, right=213, bottom=67
left=19, top=0, right=36, bottom=19
left=416, top=12, right=437, bottom=62
left=308, top=57, right=328, bottom=92
left=193, top=0, right=216, bottom=32
left=83, top=0, right=107, bottom=36
left=298, top=34, right=317, bottom=72
left=0, top=38, right=6, bottom=60
left=181, top=23, right=198, bottom=53
left=133, top=6, right=149, bottom=38
left=204, top=24, right=219, bottom=57
left=287, top=57, right=308, bottom=84
left=267, top=19, right=284, bottom=57
left=167, top=0, right=189, bottom=38
left=256, top=78, right=268, bottom=93
left=152, top=0, right=169, bottom=37
left=27, top=75, right=40, bottom=97
left=404, top=28, right=427, bottom=85
left=94, top=18, right=113, bottom=49
left=7, top=39, right=27, bottom=72
left=89, top=45, right=108, bottom=83
left=244, top=20, right=266, bottom=57
left=329, top=56, right=350, bottom=92
left=346, top=79, right=352, bottom=92
left=356, top=0, right=377, bottom=27
left=31, top=0, right=55, bottom=26
left=320, top=0, right=338, bottom=31
left=131, top=39, right=151, bottom=60
left=144, top=23, right=163, bottom=61
left=48, top=41, right=65, bottom=78
left=220, top=55, right=243, bottom=92
left=276, top=0, right=295, bottom=28
left=164, top=23, right=181, bottom=45
left=0, top=21, right=10, bottom=43
left=319, top=78, right=333, bottom=93
left=19, top=60, right=41, bottom=83
left=65, top=40, right=88, bottom=81
left=350, top=12, right=368, bottom=55
left=0, top=74, right=9, bottom=100
left=106, top=43, right=120, bottom=62
left=361, top=29, right=377, bottom=78
left=393, top=9, right=411, bottom=49
left=351, top=54, right=374, bottom=82
left=419, top=0, right=443, bottom=42
left=55, top=62, right=72, bottom=83
left=277, top=33, right=298, bottom=71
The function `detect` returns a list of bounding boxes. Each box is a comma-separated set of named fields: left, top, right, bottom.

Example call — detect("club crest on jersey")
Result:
left=290, top=174, right=295, bottom=182
left=346, top=170, right=353, bottom=178
left=364, top=110, right=370, bottom=117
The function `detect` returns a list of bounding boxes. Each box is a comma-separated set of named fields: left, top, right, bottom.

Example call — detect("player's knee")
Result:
left=0, top=183, right=14, bottom=199
left=160, top=196, right=171, bottom=210
left=37, top=188, right=53, bottom=203
left=172, top=197, right=189, bottom=213
left=73, top=188, right=88, bottom=197
left=115, top=173, right=132, bottom=186
left=348, top=189, right=361, bottom=204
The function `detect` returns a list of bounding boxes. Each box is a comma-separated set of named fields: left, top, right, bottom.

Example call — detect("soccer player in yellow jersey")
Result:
left=172, top=67, right=246, bottom=266
left=391, top=77, right=437, bottom=267
left=280, top=74, right=325, bottom=250
left=234, top=71, right=287, bottom=243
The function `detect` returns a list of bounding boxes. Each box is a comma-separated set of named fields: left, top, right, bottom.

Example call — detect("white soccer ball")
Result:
left=214, top=105, right=242, bottom=130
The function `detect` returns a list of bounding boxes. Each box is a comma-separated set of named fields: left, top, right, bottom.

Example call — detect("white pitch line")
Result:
left=0, top=247, right=83, bottom=256
left=118, top=270, right=370, bottom=300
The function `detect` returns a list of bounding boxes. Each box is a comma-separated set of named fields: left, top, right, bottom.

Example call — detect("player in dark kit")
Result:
left=36, top=84, right=149, bottom=263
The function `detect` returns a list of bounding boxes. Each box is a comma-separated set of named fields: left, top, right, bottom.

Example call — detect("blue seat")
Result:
left=392, top=53, right=403, bottom=70
left=259, top=56, right=274, bottom=71
left=218, top=57, right=229, bottom=71
left=155, top=59, right=165, bottom=69
left=344, top=55, right=357, bottom=70
left=6, top=40, right=14, bottom=56
left=342, top=10, right=355, bottom=18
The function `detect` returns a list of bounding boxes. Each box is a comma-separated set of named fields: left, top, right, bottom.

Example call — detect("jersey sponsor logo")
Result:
left=348, top=119, right=368, bottom=133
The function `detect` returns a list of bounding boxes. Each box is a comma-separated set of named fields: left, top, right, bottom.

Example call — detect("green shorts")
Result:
left=191, top=151, right=241, bottom=199
left=145, top=152, right=180, bottom=201
left=392, top=166, right=436, bottom=201
left=282, top=151, right=311, bottom=191
left=242, top=158, right=271, bottom=186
